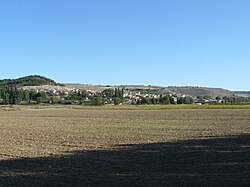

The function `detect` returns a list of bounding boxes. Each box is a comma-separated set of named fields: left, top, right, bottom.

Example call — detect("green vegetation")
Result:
left=0, top=87, right=50, bottom=105
left=0, top=75, right=58, bottom=88
left=222, top=96, right=250, bottom=104
left=0, top=75, right=61, bottom=105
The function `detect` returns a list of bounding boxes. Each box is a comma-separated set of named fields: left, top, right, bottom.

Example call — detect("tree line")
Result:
left=0, top=87, right=125, bottom=106
left=222, top=96, right=250, bottom=104
left=0, top=87, right=49, bottom=105
left=136, top=95, right=193, bottom=105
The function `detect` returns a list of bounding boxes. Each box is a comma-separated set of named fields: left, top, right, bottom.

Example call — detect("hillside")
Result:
left=163, top=86, right=237, bottom=98
left=0, top=75, right=58, bottom=88
left=233, top=91, right=250, bottom=97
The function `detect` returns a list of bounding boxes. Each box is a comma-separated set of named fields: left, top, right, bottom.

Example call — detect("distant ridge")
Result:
left=163, top=86, right=235, bottom=98
left=234, top=91, right=250, bottom=97
left=0, top=75, right=58, bottom=87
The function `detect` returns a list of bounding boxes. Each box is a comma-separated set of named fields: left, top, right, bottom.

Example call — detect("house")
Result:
left=195, top=99, right=221, bottom=105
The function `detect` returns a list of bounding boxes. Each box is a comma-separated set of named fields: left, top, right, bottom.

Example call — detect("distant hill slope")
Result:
left=0, top=75, right=58, bottom=88
left=65, top=84, right=247, bottom=98
left=163, top=87, right=250, bottom=98
left=163, top=86, right=236, bottom=98
left=233, top=91, right=250, bottom=97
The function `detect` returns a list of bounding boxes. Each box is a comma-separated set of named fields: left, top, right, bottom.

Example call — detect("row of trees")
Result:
left=136, top=95, right=193, bottom=105
left=222, top=96, right=250, bottom=104
left=0, top=88, right=29, bottom=105
left=137, top=95, right=172, bottom=105
left=0, top=87, right=50, bottom=105
left=88, top=88, right=124, bottom=105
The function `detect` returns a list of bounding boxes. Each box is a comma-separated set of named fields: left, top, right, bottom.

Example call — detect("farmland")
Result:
left=0, top=107, right=250, bottom=186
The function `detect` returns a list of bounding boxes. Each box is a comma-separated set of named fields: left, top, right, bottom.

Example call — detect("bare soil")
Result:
left=0, top=108, right=249, bottom=186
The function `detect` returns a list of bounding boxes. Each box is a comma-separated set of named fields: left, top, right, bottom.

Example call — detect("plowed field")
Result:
left=0, top=108, right=249, bottom=186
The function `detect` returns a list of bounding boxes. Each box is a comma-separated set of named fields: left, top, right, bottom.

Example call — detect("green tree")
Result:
left=216, top=96, right=221, bottom=101
left=23, top=90, right=30, bottom=103
left=102, top=89, right=114, bottom=99
left=141, top=97, right=151, bottom=105
left=16, top=90, right=23, bottom=104
left=170, top=97, right=176, bottom=104
left=114, top=97, right=121, bottom=105
left=160, top=95, right=170, bottom=104
left=36, top=97, right=42, bottom=104
left=3, top=92, right=10, bottom=105
left=91, top=95, right=103, bottom=106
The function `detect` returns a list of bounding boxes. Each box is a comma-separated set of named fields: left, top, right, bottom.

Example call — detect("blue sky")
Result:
left=0, top=0, right=249, bottom=90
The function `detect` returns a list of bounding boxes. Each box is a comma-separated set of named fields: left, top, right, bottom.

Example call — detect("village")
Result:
left=21, top=85, right=223, bottom=105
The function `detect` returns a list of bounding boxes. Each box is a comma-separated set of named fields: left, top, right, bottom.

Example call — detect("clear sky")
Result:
left=0, top=0, right=249, bottom=90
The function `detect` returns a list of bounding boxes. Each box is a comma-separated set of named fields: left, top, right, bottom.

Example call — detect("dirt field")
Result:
left=0, top=108, right=249, bottom=186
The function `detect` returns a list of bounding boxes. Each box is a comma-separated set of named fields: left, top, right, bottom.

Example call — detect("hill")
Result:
left=233, top=91, right=250, bottom=97
left=163, top=86, right=237, bottom=98
left=0, top=75, right=58, bottom=88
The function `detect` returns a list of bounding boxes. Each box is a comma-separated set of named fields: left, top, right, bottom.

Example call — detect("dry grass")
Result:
left=0, top=108, right=249, bottom=186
